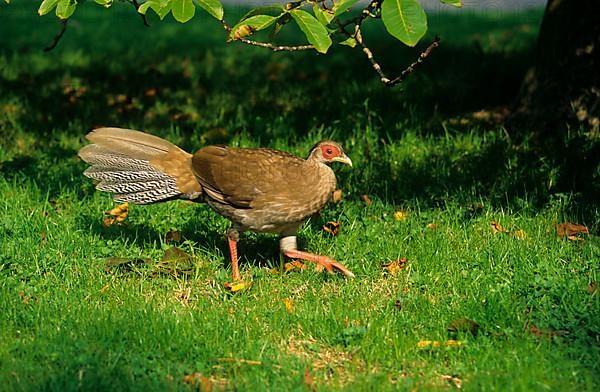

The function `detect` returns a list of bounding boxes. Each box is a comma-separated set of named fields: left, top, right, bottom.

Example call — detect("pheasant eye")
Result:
left=320, top=144, right=338, bottom=159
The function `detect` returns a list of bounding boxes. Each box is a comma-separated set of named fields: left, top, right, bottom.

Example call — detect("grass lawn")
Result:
left=1, top=1, right=599, bottom=390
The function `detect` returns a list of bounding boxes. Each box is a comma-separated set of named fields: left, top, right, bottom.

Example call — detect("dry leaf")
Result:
left=165, top=230, right=182, bottom=244
left=426, top=223, right=439, bottom=230
left=447, top=318, right=480, bottom=336
left=283, top=297, right=294, bottom=313
left=103, top=202, right=129, bottom=227
left=284, top=260, right=306, bottom=272
left=491, top=221, right=509, bottom=234
left=104, top=257, right=150, bottom=273
left=528, top=324, right=568, bottom=337
left=383, top=258, right=408, bottom=275
left=360, top=194, right=372, bottom=205
left=323, top=221, right=341, bottom=236
left=304, top=367, right=316, bottom=392
left=556, top=222, right=589, bottom=240
left=332, top=189, right=343, bottom=203
left=588, top=281, right=597, bottom=294
left=183, top=373, right=229, bottom=391
left=18, top=291, right=31, bottom=304
left=441, top=374, right=463, bottom=389
left=393, top=210, right=410, bottom=221
left=144, top=88, right=157, bottom=98
left=156, top=247, right=194, bottom=275
left=224, top=280, right=252, bottom=293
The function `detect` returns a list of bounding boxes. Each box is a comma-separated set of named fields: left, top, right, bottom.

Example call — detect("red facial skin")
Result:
left=320, top=144, right=342, bottom=161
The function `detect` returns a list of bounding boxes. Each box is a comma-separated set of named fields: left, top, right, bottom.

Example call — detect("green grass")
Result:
left=1, top=1, right=599, bottom=390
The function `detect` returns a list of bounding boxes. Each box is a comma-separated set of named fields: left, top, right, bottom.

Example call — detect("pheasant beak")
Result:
left=332, top=154, right=353, bottom=167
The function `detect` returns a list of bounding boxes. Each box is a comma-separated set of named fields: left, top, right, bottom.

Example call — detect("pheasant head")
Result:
left=307, top=140, right=353, bottom=166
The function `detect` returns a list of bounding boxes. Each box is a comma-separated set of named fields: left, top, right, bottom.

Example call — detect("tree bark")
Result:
left=513, top=0, right=600, bottom=134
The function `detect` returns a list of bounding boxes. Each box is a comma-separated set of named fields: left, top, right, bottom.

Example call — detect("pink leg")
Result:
left=228, top=237, right=241, bottom=281
left=283, top=249, right=355, bottom=278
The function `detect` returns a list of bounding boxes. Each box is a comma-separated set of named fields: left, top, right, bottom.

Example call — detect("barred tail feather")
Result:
left=78, top=127, right=202, bottom=204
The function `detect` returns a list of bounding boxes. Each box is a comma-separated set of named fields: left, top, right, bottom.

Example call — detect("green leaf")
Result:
left=381, top=0, right=427, bottom=47
left=171, top=0, right=195, bottom=23
left=313, top=5, right=334, bottom=26
left=339, top=37, right=356, bottom=47
left=334, top=0, right=360, bottom=17
left=196, top=0, right=223, bottom=20
left=55, top=0, right=76, bottom=19
left=240, top=4, right=284, bottom=21
left=289, top=9, right=332, bottom=54
left=138, top=0, right=172, bottom=20
left=38, top=0, right=59, bottom=16
left=229, top=14, right=277, bottom=40
left=94, top=0, right=112, bottom=8
left=440, top=0, right=463, bottom=7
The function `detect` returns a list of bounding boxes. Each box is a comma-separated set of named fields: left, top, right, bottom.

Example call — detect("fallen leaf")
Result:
left=165, top=230, right=182, bottom=244
left=183, top=373, right=229, bottom=391
left=447, top=318, right=480, bottom=336
left=383, top=258, right=408, bottom=275
left=528, top=324, right=568, bottom=338
left=323, top=221, right=341, bottom=236
left=103, top=202, right=129, bottom=227
left=104, top=257, right=150, bottom=273
left=224, top=280, right=252, bottom=293
left=491, top=221, right=509, bottom=234
left=283, top=297, right=294, bottom=313
left=332, top=189, right=343, bottom=203
left=426, top=223, right=439, bottom=230
left=556, top=222, right=589, bottom=240
left=18, top=291, right=31, bottom=304
left=144, top=88, right=157, bottom=98
left=156, top=247, right=194, bottom=275
left=304, top=367, right=316, bottom=392
left=360, top=194, right=372, bottom=205
left=588, top=281, right=597, bottom=294
left=441, top=374, right=463, bottom=389
left=393, top=210, right=410, bottom=221
left=284, top=260, right=306, bottom=272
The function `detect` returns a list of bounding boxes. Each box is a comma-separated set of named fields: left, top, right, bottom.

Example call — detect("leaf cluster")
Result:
left=34, top=0, right=463, bottom=51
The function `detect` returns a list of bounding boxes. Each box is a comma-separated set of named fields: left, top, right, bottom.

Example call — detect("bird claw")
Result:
left=323, top=258, right=355, bottom=278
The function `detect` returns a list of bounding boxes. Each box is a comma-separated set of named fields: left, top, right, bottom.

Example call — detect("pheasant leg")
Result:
left=227, top=228, right=241, bottom=281
left=280, top=236, right=355, bottom=278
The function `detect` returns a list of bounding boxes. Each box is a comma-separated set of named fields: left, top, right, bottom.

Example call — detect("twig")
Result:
left=355, top=25, right=440, bottom=86
left=235, top=39, right=314, bottom=52
left=221, top=0, right=438, bottom=85
left=44, top=19, right=68, bottom=52
left=131, top=0, right=150, bottom=27
left=221, top=18, right=314, bottom=52
left=385, top=36, right=440, bottom=86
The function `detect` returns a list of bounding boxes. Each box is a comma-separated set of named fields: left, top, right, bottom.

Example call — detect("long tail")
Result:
left=78, top=127, right=202, bottom=204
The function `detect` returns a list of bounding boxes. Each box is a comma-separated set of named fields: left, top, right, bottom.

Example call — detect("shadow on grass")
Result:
left=1, top=6, right=598, bottom=227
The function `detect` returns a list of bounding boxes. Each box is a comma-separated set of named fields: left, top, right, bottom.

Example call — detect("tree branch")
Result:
left=44, top=19, right=68, bottom=52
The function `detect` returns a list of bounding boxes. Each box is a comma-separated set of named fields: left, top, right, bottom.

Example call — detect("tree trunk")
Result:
left=513, top=0, right=600, bottom=134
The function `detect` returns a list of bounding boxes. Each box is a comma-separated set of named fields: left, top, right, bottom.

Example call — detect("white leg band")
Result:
left=280, top=236, right=298, bottom=252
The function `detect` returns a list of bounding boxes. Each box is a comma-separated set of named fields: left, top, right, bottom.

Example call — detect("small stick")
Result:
left=44, top=19, right=68, bottom=52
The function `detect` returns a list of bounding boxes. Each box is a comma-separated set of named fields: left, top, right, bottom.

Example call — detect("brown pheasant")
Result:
left=78, top=127, right=354, bottom=280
